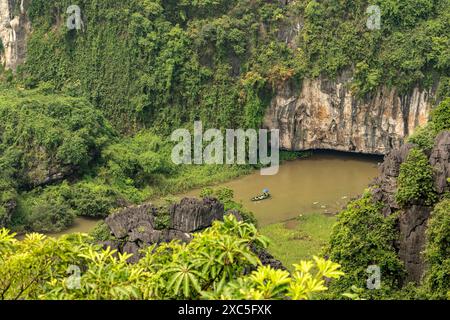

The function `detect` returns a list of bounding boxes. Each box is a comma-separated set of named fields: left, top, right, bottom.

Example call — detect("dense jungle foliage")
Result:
left=0, top=0, right=449, bottom=301
left=1, top=0, right=448, bottom=232
left=0, top=215, right=344, bottom=300
left=325, top=96, right=450, bottom=299
left=13, top=0, right=450, bottom=132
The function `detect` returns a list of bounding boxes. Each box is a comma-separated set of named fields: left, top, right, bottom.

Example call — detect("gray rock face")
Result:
left=105, top=204, right=156, bottom=239
left=430, top=131, right=450, bottom=194
left=170, top=197, right=225, bottom=233
left=0, top=0, right=30, bottom=70
left=398, top=205, right=432, bottom=284
left=250, top=244, right=287, bottom=271
left=102, top=197, right=285, bottom=269
left=372, top=143, right=415, bottom=216
left=103, top=198, right=225, bottom=262
left=264, top=73, right=434, bottom=155
left=122, top=242, right=141, bottom=264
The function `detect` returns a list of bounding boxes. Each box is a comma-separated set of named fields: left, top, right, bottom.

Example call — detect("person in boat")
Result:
left=252, top=189, right=271, bottom=201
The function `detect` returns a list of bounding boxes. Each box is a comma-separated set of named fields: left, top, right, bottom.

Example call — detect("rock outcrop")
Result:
left=103, top=197, right=285, bottom=268
left=372, top=131, right=450, bottom=283
left=429, top=131, right=450, bottom=194
left=0, top=1, right=435, bottom=156
left=104, top=200, right=210, bottom=262
left=398, top=205, right=432, bottom=283
left=170, top=197, right=224, bottom=233
left=0, top=0, right=30, bottom=70
left=372, top=143, right=415, bottom=216
left=264, top=72, right=434, bottom=155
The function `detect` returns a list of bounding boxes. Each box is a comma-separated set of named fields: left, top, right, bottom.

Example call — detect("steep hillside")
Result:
left=327, top=98, right=450, bottom=299
left=1, top=0, right=448, bottom=152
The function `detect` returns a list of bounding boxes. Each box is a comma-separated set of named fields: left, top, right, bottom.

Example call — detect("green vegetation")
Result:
left=396, top=148, right=437, bottom=207
left=12, top=0, right=448, bottom=133
left=294, top=0, right=448, bottom=95
left=261, top=214, right=336, bottom=269
left=0, top=88, right=253, bottom=232
left=408, top=98, right=450, bottom=149
left=0, top=0, right=449, bottom=300
left=431, top=97, right=450, bottom=133
left=0, top=88, right=114, bottom=189
left=280, top=150, right=313, bottom=162
left=326, top=191, right=405, bottom=298
left=407, top=123, right=437, bottom=151
left=0, top=216, right=344, bottom=300
left=423, top=199, right=450, bottom=299
left=20, top=0, right=294, bottom=132
left=1, top=0, right=448, bottom=234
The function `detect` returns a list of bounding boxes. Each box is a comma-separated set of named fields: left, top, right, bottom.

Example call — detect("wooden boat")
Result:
left=251, top=193, right=271, bottom=202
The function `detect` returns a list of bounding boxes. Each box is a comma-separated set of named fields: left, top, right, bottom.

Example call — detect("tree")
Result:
left=0, top=215, right=345, bottom=300
left=396, top=148, right=437, bottom=207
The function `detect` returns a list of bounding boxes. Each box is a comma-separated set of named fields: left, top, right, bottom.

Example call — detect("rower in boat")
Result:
left=251, top=189, right=271, bottom=202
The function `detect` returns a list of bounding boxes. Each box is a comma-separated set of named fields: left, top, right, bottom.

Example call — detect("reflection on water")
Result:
left=46, top=152, right=381, bottom=236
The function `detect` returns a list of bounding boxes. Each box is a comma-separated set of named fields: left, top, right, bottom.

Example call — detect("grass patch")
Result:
left=261, top=214, right=336, bottom=270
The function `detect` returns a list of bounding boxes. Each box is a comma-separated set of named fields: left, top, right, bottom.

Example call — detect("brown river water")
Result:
left=47, top=152, right=381, bottom=237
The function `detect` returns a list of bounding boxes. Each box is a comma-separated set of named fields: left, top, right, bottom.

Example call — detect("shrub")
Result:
left=423, top=199, right=450, bottom=299
left=408, top=123, right=436, bottom=151
left=20, top=184, right=76, bottom=233
left=70, top=182, right=118, bottom=218
left=102, top=131, right=175, bottom=188
left=326, top=191, right=405, bottom=297
left=90, top=221, right=113, bottom=242
left=0, top=216, right=345, bottom=300
left=431, top=98, right=450, bottom=133
left=395, top=148, right=437, bottom=207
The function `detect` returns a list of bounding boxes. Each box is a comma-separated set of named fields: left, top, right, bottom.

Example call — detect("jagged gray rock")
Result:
left=371, top=131, right=450, bottom=284
left=170, top=197, right=225, bottom=233
left=430, top=131, right=450, bottom=194
left=101, top=197, right=285, bottom=270
left=122, top=242, right=141, bottom=264
left=105, top=204, right=156, bottom=239
left=398, top=205, right=432, bottom=284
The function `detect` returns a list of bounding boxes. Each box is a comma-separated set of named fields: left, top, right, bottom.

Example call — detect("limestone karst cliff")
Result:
left=0, top=0, right=438, bottom=155
left=264, top=72, right=435, bottom=155
left=0, top=0, right=30, bottom=70
left=372, top=131, right=450, bottom=283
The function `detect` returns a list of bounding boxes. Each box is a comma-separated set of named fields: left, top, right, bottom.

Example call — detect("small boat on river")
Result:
left=251, top=189, right=271, bottom=202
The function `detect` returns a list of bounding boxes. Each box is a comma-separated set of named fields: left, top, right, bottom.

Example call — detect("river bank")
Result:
left=42, top=151, right=380, bottom=246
